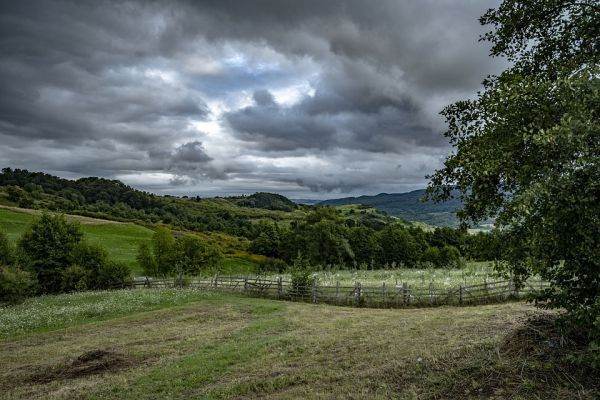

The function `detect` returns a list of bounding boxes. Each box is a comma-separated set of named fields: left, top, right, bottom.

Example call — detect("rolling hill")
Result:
left=318, top=189, right=463, bottom=227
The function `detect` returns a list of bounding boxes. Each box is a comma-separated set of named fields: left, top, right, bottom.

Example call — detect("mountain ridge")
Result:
left=317, top=189, right=462, bottom=227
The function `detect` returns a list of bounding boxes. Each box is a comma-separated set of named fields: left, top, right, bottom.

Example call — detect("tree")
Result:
left=18, top=214, right=83, bottom=293
left=347, top=226, right=381, bottom=266
left=174, top=234, right=222, bottom=275
left=137, top=242, right=158, bottom=277
left=427, top=0, right=599, bottom=335
left=152, top=227, right=177, bottom=276
left=377, top=225, right=420, bottom=266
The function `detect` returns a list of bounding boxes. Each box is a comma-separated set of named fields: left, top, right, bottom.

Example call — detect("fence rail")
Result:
left=122, top=275, right=548, bottom=308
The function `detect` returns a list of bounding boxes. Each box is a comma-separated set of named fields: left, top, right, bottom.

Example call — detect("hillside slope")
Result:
left=319, top=189, right=462, bottom=227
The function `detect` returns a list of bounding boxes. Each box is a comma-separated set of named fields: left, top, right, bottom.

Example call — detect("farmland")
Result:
left=1, top=288, right=596, bottom=399
left=0, top=207, right=153, bottom=273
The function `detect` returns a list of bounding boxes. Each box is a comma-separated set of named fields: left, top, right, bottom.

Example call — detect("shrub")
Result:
left=0, top=232, right=15, bottom=265
left=289, top=255, right=315, bottom=297
left=152, top=227, right=177, bottom=276
left=440, top=245, right=463, bottom=268
left=0, top=265, right=36, bottom=304
left=137, top=242, right=157, bottom=277
left=18, top=213, right=83, bottom=294
left=421, top=247, right=441, bottom=267
left=61, top=264, right=91, bottom=292
left=257, top=258, right=287, bottom=273
left=96, top=261, right=131, bottom=289
left=175, top=234, right=222, bottom=275
left=138, top=228, right=222, bottom=277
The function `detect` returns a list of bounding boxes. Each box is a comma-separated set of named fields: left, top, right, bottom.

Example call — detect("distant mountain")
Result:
left=318, top=189, right=462, bottom=227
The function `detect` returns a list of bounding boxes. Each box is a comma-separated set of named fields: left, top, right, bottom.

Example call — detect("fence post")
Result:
left=354, top=282, right=362, bottom=306
left=277, top=276, right=283, bottom=298
left=312, top=279, right=318, bottom=304
left=145, top=276, right=150, bottom=288
left=244, top=276, right=248, bottom=292
left=459, top=285, right=464, bottom=304
left=213, top=273, right=219, bottom=289
left=382, top=282, right=387, bottom=307
left=335, top=280, right=340, bottom=303
left=402, top=282, right=408, bottom=305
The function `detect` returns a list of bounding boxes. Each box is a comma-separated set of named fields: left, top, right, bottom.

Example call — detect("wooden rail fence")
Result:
left=124, top=275, right=548, bottom=308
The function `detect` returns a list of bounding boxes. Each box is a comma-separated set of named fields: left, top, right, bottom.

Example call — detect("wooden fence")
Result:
left=125, top=275, right=548, bottom=308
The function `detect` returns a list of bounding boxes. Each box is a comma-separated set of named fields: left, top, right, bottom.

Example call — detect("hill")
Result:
left=319, top=189, right=462, bottom=227
left=231, top=192, right=297, bottom=211
left=0, top=168, right=305, bottom=238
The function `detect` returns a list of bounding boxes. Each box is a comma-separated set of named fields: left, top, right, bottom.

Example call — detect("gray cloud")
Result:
left=0, top=0, right=504, bottom=197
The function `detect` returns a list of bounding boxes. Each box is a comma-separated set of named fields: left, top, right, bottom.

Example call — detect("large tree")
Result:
left=427, top=0, right=599, bottom=334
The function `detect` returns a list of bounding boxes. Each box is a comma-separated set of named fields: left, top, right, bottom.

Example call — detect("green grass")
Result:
left=265, top=261, right=499, bottom=288
left=0, top=207, right=260, bottom=276
left=1, top=290, right=596, bottom=399
left=0, top=207, right=154, bottom=273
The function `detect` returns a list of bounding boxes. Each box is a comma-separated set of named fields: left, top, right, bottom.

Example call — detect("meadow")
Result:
left=0, top=207, right=262, bottom=276
left=0, top=207, right=153, bottom=272
left=1, top=288, right=596, bottom=399
left=269, top=261, right=498, bottom=288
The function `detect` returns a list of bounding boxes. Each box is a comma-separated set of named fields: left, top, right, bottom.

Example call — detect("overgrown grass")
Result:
left=266, top=261, right=499, bottom=288
left=0, top=289, right=217, bottom=338
left=1, top=290, right=596, bottom=399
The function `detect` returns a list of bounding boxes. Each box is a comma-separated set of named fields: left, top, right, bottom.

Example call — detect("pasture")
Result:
left=270, top=262, right=498, bottom=288
left=0, top=207, right=153, bottom=273
left=1, top=289, right=596, bottom=399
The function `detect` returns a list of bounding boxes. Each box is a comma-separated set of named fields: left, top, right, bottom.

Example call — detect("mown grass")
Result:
left=1, top=290, right=597, bottom=399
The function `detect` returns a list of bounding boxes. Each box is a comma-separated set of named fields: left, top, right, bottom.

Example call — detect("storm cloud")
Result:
left=0, top=0, right=504, bottom=198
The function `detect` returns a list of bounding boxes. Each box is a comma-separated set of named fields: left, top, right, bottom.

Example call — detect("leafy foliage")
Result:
left=18, top=214, right=83, bottom=293
left=0, top=265, right=36, bottom=304
left=427, top=0, right=599, bottom=346
left=235, top=192, right=297, bottom=211
left=0, top=231, right=15, bottom=265
left=16, top=214, right=131, bottom=293
left=137, top=227, right=222, bottom=277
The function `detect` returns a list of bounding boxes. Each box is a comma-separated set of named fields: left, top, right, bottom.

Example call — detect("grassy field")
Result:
left=266, top=262, right=499, bottom=288
left=0, top=207, right=263, bottom=276
left=0, top=207, right=154, bottom=272
left=1, top=289, right=596, bottom=399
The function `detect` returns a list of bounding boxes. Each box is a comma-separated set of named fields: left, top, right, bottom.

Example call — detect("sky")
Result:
left=0, top=0, right=505, bottom=199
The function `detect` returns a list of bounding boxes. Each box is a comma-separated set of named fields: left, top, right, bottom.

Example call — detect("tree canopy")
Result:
left=427, top=0, right=599, bottom=336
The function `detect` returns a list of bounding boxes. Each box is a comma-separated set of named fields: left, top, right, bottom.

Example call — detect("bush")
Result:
left=18, top=213, right=83, bottom=294
left=257, top=258, right=287, bottom=273
left=138, top=228, right=222, bottom=277
left=421, top=246, right=441, bottom=266
left=0, top=265, right=36, bottom=303
left=175, top=234, right=222, bottom=275
left=440, top=245, right=464, bottom=268
left=0, top=232, right=15, bottom=265
left=96, top=261, right=131, bottom=289
left=289, top=255, right=315, bottom=297
left=137, top=242, right=157, bottom=277
left=61, top=264, right=91, bottom=292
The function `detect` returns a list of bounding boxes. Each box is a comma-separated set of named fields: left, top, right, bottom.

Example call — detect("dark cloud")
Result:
left=0, top=0, right=504, bottom=197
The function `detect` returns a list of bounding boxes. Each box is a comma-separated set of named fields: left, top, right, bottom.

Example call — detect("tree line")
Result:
left=247, top=207, right=501, bottom=271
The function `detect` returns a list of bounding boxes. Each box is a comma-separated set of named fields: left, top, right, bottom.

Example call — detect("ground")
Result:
left=1, top=290, right=597, bottom=399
